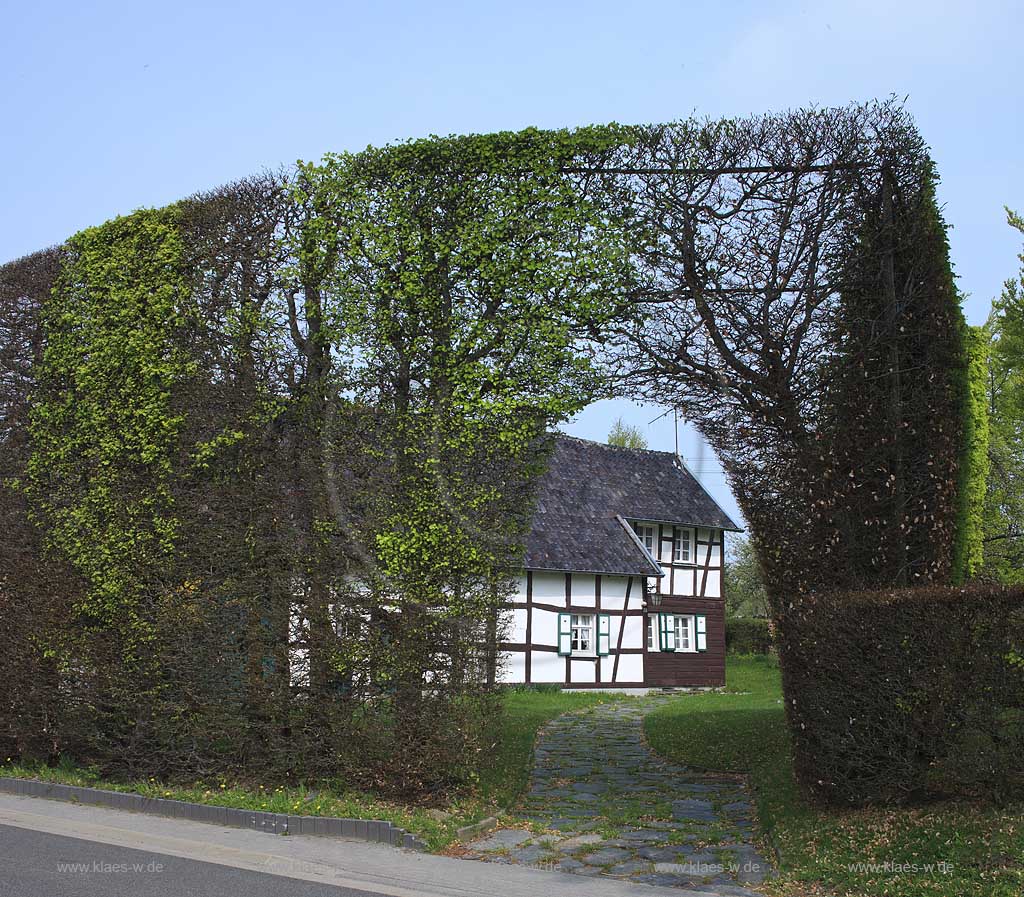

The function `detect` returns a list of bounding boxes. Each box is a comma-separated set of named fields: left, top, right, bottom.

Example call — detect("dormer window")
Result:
left=632, top=522, right=656, bottom=555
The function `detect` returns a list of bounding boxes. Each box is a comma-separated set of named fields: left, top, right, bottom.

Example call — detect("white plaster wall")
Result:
left=532, top=608, right=559, bottom=648
left=570, top=660, right=596, bottom=683
left=532, top=572, right=565, bottom=604
left=497, top=651, right=525, bottom=684
left=288, top=610, right=309, bottom=688
left=513, top=574, right=528, bottom=601
left=658, top=535, right=674, bottom=564
left=532, top=651, right=564, bottom=683
left=600, top=575, right=628, bottom=609
left=620, top=615, right=644, bottom=649
left=607, top=615, right=623, bottom=649
left=703, top=569, right=722, bottom=598
left=615, top=654, right=644, bottom=683
left=633, top=576, right=645, bottom=605
left=571, top=573, right=596, bottom=606
left=509, top=608, right=528, bottom=643
left=669, top=567, right=696, bottom=597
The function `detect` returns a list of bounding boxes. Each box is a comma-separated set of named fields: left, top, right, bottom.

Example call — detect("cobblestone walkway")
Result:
left=463, top=699, right=772, bottom=895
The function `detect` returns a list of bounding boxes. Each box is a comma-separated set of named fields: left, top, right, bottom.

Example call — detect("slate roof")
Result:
left=523, top=434, right=742, bottom=576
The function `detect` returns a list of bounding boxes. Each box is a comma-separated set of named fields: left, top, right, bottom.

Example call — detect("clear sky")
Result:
left=3, top=0, right=1021, bottom=526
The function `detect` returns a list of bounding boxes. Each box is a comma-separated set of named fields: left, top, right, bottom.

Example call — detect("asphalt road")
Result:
left=0, top=824, right=385, bottom=897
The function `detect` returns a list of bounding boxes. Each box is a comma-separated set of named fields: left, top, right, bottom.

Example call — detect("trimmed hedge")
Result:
left=725, top=617, right=773, bottom=654
left=781, top=584, right=1024, bottom=805
left=952, top=324, right=991, bottom=583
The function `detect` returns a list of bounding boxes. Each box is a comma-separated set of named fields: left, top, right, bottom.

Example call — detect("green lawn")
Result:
left=0, top=686, right=613, bottom=852
left=644, top=655, right=1024, bottom=897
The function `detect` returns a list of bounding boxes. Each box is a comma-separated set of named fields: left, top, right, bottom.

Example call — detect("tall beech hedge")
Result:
left=0, top=248, right=87, bottom=762
left=1, top=131, right=633, bottom=791
left=782, top=584, right=1024, bottom=805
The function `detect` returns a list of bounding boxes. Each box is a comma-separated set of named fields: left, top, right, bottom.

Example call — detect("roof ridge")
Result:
left=553, top=431, right=677, bottom=458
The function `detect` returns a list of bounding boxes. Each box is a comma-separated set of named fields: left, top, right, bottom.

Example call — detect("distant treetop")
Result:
left=608, top=417, right=648, bottom=450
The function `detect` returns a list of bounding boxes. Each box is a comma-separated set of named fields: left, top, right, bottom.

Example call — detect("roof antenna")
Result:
left=647, top=406, right=684, bottom=464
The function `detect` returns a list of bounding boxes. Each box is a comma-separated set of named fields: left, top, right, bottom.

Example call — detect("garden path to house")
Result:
left=461, top=697, right=772, bottom=895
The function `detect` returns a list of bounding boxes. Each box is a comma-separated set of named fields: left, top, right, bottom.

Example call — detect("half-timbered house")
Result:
left=499, top=435, right=740, bottom=690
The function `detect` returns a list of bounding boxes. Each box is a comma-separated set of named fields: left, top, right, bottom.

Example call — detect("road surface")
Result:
left=0, top=823, right=381, bottom=897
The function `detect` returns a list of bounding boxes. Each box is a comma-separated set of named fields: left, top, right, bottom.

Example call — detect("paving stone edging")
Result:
left=454, top=814, right=498, bottom=841
left=0, top=776, right=428, bottom=851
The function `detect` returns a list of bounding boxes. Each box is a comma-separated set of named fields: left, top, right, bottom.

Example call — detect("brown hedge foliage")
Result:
left=612, top=104, right=974, bottom=804
left=820, top=159, right=967, bottom=591
left=0, top=248, right=87, bottom=763
left=616, top=102, right=967, bottom=608
left=782, top=584, right=1024, bottom=805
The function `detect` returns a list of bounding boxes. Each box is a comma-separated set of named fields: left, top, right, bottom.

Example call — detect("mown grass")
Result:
left=644, top=655, right=1024, bottom=897
left=0, top=758, right=473, bottom=850
left=0, top=686, right=613, bottom=852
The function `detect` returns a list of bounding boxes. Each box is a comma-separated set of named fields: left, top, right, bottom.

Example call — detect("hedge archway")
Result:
left=0, top=99, right=985, bottom=798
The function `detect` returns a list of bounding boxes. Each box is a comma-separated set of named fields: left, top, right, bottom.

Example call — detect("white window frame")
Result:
left=674, top=614, right=691, bottom=651
left=571, top=613, right=594, bottom=654
left=673, top=526, right=695, bottom=564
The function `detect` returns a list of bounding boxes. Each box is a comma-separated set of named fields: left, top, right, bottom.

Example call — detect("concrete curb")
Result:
left=0, top=776, right=428, bottom=851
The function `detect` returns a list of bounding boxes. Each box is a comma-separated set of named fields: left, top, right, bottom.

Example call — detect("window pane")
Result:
left=632, top=522, right=651, bottom=550
left=675, top=615, right=691, bottom=650
left=633, top=523, right=654, bottom=552
left=571, top=614, right=593, bottom=654
left=677, top=528, right=691, bottom=562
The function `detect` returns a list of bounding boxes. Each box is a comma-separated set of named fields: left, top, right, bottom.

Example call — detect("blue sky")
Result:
left=3, top=0, right=1021, bottom=525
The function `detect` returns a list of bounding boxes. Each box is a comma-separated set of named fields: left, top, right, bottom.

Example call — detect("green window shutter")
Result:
left=659, top=613, right=676, bottom=652
left=557, top=612, right=572, bottom=656
left=695, top=614, right=707, bottom=652
left=597, top=614, right=611, bottom=656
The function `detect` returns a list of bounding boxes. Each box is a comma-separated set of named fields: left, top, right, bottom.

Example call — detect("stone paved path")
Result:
left=464, top=698, right=772, bottom=894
